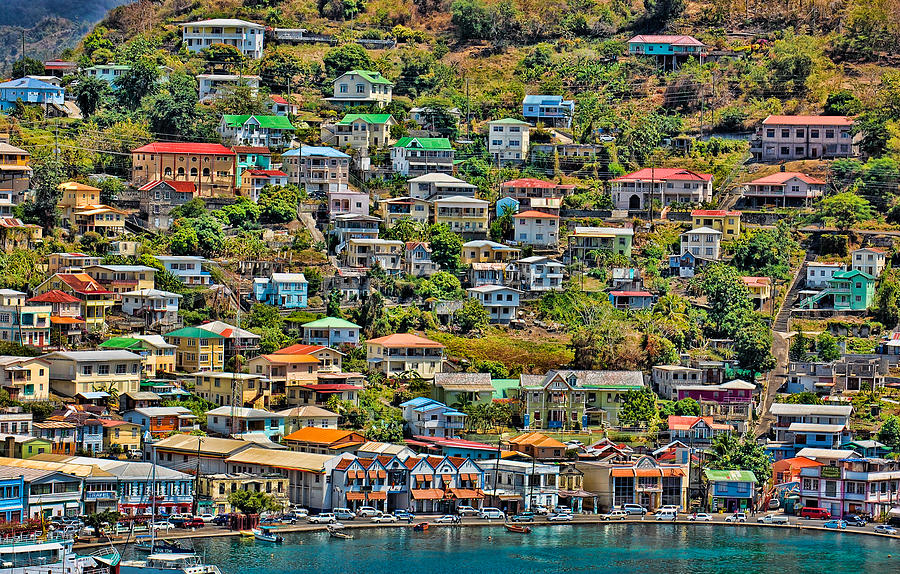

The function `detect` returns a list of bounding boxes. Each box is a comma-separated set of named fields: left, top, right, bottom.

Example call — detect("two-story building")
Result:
left=520, top=370, right=646, bottom=429
left=500, top=178, right=573, bottom=216
left=197, top=74, right=261, bottom=102
left=0, top=77, right=64, bottom=111
left=120, top=289, right=182, bottom=328
left=612, top=168, right=713, bottom=211
left=797, top=269, right=875, bottom=311
left=767, top=403, right=853, bottom=460
left=627, top=34, right=707, bottom=67
left=667, top=416, right=733, bottom=446
left=461, top=240, right=521, bottom=265
left=321, top=114, right=396, bottom=150
left=42, top=350, right=142, bottom=398
left=282, top=146, right=351, bottom=195
left=487, top=118, right=530, bottom=165
left=578, top=455, right=687, bottom=513
left=399, top=397, right=467, bottom=439
left=799, top=457, right=900, bottom=518
left=404, top=241, right=438, bottom=277
left=0, top=357, right=49, bottom=402
left=218, top=114, right=295, bottom=148
left=34, top=273, right=115, bottom=332
left=513, top=256, right=565, bottom=292
left=190, top=371, right=268, bottom=409
left=26, top=290, right=83, bottom=347
left=743, top=172, right=826, bottom=207
left=433, top=196, right=490, bottom=239
left=124, top=406, right=199, bottom=439
left=391, top=137, right=454, bottom=176
left=0, top=142, right=32, bottom=214
left=851, top=248, right=887, bottom=279
left=138, top=180, right=197, bottom=231
left=301, top=317, right=360, bottom=347
left=153, top=255, right=212, bottom=286
left=366, top=333, right=444, bottom=379
left=704, top=469, right=757, bottom=513
left=180, top=18, right=265, bottom=59
left=327, top=189, right=369, bottom=219
left=467, top=285, right=521, bottom=324
left=205, top=406, right=285, bottom=441
left=331, top=213, right=381, bottom=250
left=522, top=95, right=574, bottom=128
left=652, top=365, right=703, bottom=400
left=567, top=226, right=634, bottom=263
left=131, top=143, right=236, bottom=197
left=806, top=262, right=845, bottom=289
left=343, top=238, right=404, bottom=272
left=690, top=210, right=741, bottom=240
left=328, top=70, right=393, bottom=108
left=752, top=115, right=859, bottom=161
left=513, top=210, right=559, bottom=247
left=0, top=290, right=51, bottom=351
left=252, top=273, right=308, bottom=309
left=680, top=226, right=722, bottom=260
left=408, top=173, right=477, bottom=200
left=481, top=458, right=558, bottom=514
left=98, top=335, right=177, bottom=378
left=164, top=326, right=225, bottom=372
left=83, top=265, right=155, bottom=300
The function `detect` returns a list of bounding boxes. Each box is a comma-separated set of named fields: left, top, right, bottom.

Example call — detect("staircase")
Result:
left=772, top=250, right=817, bottom=333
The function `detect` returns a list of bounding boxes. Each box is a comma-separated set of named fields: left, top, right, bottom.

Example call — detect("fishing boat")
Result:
left=504, top=524, right=532, bottom=534
left=134, top=536, right=193, bottom=554
left=0, top=531, right=120, bottom=574
left=239, top=530, right=255, bottom=537
left=119, top=553, right=223, bottom=574
left=252, top=527, right=284, bottom=543
left=326, top=525, right=352, bottom=539
left=413, top=522, right=429, bottom=531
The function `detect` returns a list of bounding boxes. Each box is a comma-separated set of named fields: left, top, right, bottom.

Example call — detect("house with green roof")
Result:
left=302, top=316, right=361, bottom=347
left=703, top=469, right=758, bottom=513
left=391, top=137, right=454, bottom=176
left=218, top=114, right=296, bottom=148
left=99, top=334, right=177, bottom=378
left=328, top=70, right=394, bottom=108
left=163, top=326, right=225, bottom=373
left=797, top=269, right=875, bottom=311
left=322, top=113, right=396, bottom=150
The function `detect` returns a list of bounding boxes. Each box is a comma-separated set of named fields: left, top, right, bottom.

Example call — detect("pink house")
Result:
left=675, top=379, right=755, bottom=404
left=328, top=189, right=370, bottom=218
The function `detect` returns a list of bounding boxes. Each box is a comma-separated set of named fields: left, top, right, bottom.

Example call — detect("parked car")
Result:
left=212, top=515, right=231, bottom=526
left=308, top=513, right=337, bottom=524
left=767, top=499, right=780, bottom=510
left=688, top=513, right=713, bottom=522
left=622, top=504, right=647, bottom=516
left=547, top=512, right=573, bottom=522
left=197, top=514, right=216, bottom=524
left=181, top=518, right=204, bottom=529
left=478, top=507, right=505, bottom=520
left=511, top=512, right=535, bottom=523
left=434, top=515, right=460, bottom=524
left=655, top=510, right=678, bottom=521
left=150, top=521, right=175, bottom=531
left=874, top=524, right=898, bottom=535
left=128, top=448, right=143, bottom=460
left=658, top=505, right=680, bottom=513
left=393, top=510, right=414, bottom=521
left=823, top=520, right=847, bottom=530
left=757, top=514, right=789, bottom=525
left=356, top=506, right=379, bottom=518
left=725, top=512, right=747, bottom=523
left=844, top=514, right=867, bottom=527
left=554, top=506, right=573, bottom=515
left=457, top=505, right=480, bottom=516
left=333, top=508, right=357, bottom=521
left=600, top=510, right=628, bottom=521
left=531, top=505, right=551, bottom=515
left=371, top=513, right=398, bottom=524
left=799, top=507, right=831, bottom=520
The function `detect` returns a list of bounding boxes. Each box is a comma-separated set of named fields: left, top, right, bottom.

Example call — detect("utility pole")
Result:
left=230, top=282, right=243, bottom=436
left=465, top=78, right=470, bottom=140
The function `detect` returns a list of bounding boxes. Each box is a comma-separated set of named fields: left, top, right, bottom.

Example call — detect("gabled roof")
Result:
left=28, top=290, right=80, bottom=304
left=50, top=273, right=114, bottom=295
left=301, top=317, right=361, bottom=329
left=179, top=18, right=264, bottom=28
left=0, top=77, right=62, bottom=91
left=394, top=137, right=452, bottom=150
left=367, top=333, right=443, bottom=348
left=703, top=469, right=757, bottom=482
left=200, top=321, right=260, bottom=340
left=628, top=34, right=705, bottom=46
left=683, top=226, right=722, bottom=235
left=256, top=353, right=319, bottom=364
left=222, top=115, right=295, bottom=129
left=206, top=406, right=281, bottom=418
left=433, top=372, right=494, bottom=392
left=761, top=115, right=853, bottom=127
left=747, top=172, right=826, bottom=185
left=164, top=326, right=223, bottom=339
left=339, top=70, right=393, bottom=85
left=508, top=432, right=566, bottom=449
left=613, top=168, right=712, bottom=182
left=667, top=415, right=732, bottom=431
left=337, top=113, right=393, bottom=125
left=42, top=349, right=142, bottom=363
left=132, top=142, right=235, bottom=155
left=276, top=405, right=338, bottom=418
left=138, top=180, right=198, bottom=194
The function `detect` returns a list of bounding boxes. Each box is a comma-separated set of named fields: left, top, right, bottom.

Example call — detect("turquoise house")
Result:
left=496, top=196, right=519, bottom=218
left=798, top=269, right=875, bottom=311
left=253, top=272, right=308, bottom=309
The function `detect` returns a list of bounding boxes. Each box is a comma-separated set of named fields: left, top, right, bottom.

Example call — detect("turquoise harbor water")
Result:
left=125, top=524, right=898, bottom=574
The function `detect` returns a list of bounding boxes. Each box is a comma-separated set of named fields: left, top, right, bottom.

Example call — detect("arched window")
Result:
left=177, top=167, right=185, bottom=176
left=164, top=167, right=172, bottom=177
left=202, top=168, right=210, bottom=177
left=190, top=168, right=198, bottom=177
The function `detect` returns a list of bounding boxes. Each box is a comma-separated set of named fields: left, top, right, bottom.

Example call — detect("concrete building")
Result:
left=205, top=406, right=285, bottom=441
left=42, top=350, right=142, bottom=398
left=467, top=285, right=521, bottom=324
left=153, top=255, right=212, bottom=286
left=851, top=248, right=887, bottom=279
left=433, top=196, right=489, bottom=239
left=138, top=180, right=197, bottom=231
left=513, top=210, right=559, bottom=247
left=320, top=114, right=395, bottom=150
left=568, top=226, right=634, bottom=262
left=487, top=118, right=530, bottom=165
left=218, top=114, right=295, bottom=148
left=408, top=173, right=477, bottom=200
left=180, top=18, right=265, bottom=59
left=522, top=95, right=574, bottom=128
left=612, top=168, right=713, bottom=211
left=391, top=137, right=454, bottom=176
left=252, top=273, right=308, bottom=309
left=752, top=115, right=860, bottom=161
left=743, top=172, right=826, bottom=207
left=680, top=227, right=722, bottom=260
left=690, top=210, right=741, bottom=240
left=120, top=289, right=182, bottom=328
left=0, top=357, right=49, bottom=402
left=328, top=70, right=393, bottom=108
left=343, top=238, right=404, bottom=272
left=131, top=143, right=236, bottom=197
left=513, top=256, right=565, bottom=292
left=301, top=317, right=360, bottom=347
left=282, top=146, right=351, bottom=195
left=0, top=290, right=51, bottom=351
left=366, top=333, right=444, bottom=379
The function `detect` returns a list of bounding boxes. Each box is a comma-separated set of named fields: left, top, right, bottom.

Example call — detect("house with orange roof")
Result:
left=612, top=168, right=713, bottom=210
left=691, top=209, right=741, bottom=239
left=513, top=210, right=559, bottom=247
left=666, top=416, right=733, bottom=445
left=248, top=353, right=320, bottom=396
left=282, top=427, right=366, bottom=455
left=366, top=333, right=444, bottom=379
left=772, top=456, right=823, bottom=485
left=576, top=454, right=687, bottom=513
left=507, top=432, right=567, bottom=461
left=27, top=290, right=84, bottom=346
left=405, top=454, right=485, bottom=514
left=752, top=115, right=860, bottom=161
left=742, top=276, right=772, bottom=311
left=743, top=171, right=825, bottom=207
left=275, top=342, right=345, bottom=370
left=33, top=273, right=115, bottom=331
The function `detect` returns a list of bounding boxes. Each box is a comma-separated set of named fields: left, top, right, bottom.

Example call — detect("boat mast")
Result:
left=151, top=460, right=157, bottom=545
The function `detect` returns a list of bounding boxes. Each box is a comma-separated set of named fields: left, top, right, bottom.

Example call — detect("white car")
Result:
left=757, top=514, right=789, bottom=525
left=150, top=521, right=175, bottom=531
left=308, top=513, right=337, bottom=524
left=658, top=505, right=680, bottom=513
left=478, top=507, right=505, bottom=520
left=434, top=515, right=460, bottom=524
left=356, top=506, right=379, bottom=518
left=547, top=513, right=573, bottom=522
left=457, top=505, right=480, bottom=516
left=725, top=512, right=747, bottom=523
left=197, top=514, right=216, bottom=523
left=600, top=510, right=628, bottom=521
left=655, top=510, right=678, bottom=521
left=688, top=513, right=713, bottom=522
left=564, top=440, right=583, bottom=449
left=371, top=513, right=398, bottom=523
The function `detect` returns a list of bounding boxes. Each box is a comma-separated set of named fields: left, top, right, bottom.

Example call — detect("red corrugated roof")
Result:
left=232, top=146, right=271, bottom=154
left=691, top=210, right=741, bottom=217
left=29, top=289, right=81, bottom=304
left=137, top=180, right=197, bottom=194
left=246, top=169, right=287, bottom=177
left=761, top=115, right=853, bottom=126
left=275, top=344, right=326, bottom=355
left=612, top=168, right=712, bottom=182
left=132, top=142, right=235, bottom=155
left=748, top=172, right=826, bottom=185
left=53, top=274, right=113, bottom=295
left=516, top=210, right=559, bottom=219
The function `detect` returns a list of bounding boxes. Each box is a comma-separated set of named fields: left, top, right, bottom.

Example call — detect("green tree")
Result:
left=258, top=185, right=301, bottom=224
left=326, top=289, right=343, bottom=318
left=877, top=415, right=900, bottom=453
left=114, top=58, right=160, bottom=110
left=97, top=177, right=125, bottom=205
left=12, top=57, right=45, bottom=78
left=417, top=271, right=464, bottom=300
left=427, top=224, right=463, bottom=271
left=816, top=332, right=842, bottom=362
left=820, top=192, right=873, bottom=230
left=699, top=263, right=753, bottom=337
left=789, top=331, right=810, bottom=362
left=204, top=43, right=244, bottom=67
left=872, top=272, right=900, bottom=328
left=450, top=0, right=492, bottom=40
left=247, top=303, right=284, bottom=330
left=618, top=386, right=659, bottom=425
left=228, top=490, right=281, bottom=514
left=453, top=297, right=489, bottom=333
left=73, top=75, right=110, bottom=117
left=705, top=433, right=772, bottom=490
left=20, top=156, right=64, bottom=230
left=83, top=510, right=121, bottom=537
left=365, top=419, right=403, bottom=442
left=643, top=0, right=685, bottom=25
left=143, top=73, right=207, bottom=139
left=733, top=318, right=775, bottom=378
left=672, top=397, right=700, bottom=416
left=778, top=391, right=823, bottom=405
left=304, top=267, right=323, bottom=297
left=168, top=225, right=200, bottom=255
left=322, top=44, right=373, bottom=78
left=172, top=198, right=206, bottom=219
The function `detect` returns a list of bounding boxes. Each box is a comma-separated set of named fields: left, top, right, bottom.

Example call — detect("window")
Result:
left=766, top=129, right=775, bottom=138
left=339, top=83, right=348, bottom=93
left=810, top=129, right=819, bottom=138
left=98, top=365, right=109, bottom=375
left=116, top=364, right=127, bottom=374
left=781, top=129, right=790, bottom=138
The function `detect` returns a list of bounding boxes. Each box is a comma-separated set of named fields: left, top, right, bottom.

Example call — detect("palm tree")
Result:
left=93, top=382, right=120, bottom=410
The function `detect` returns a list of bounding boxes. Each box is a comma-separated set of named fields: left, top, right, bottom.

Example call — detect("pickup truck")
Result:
left=757, top=514, right=789, bottom=525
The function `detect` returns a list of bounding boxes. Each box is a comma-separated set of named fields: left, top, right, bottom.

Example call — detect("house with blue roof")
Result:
left=399, top=397, right=467, bottom=439
left=282, top=146, right=351, bottom=194
left=0, top=77, right=65, bottom=111
left=522, top=95, right=575, bottom=128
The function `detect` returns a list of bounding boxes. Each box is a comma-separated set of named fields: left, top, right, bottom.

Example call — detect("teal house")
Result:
left=798, top=269, right=875, bottom=311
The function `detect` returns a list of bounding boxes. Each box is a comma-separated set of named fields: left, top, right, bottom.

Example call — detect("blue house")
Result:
left=0, top=473, right=26, bottom=522
left=0, top=77, right=65, bottom=111
left=840, top=439, right=892, bottom=458
left=205, top=406, right=285, bottom=441
left=496, top=196, right=519, bottom=218
left=704, top=469, right=757, bottom=513
left=252, top=272, right=308, bottom=309
left=84, top=64, right=132, bottom=89
left=77, top=419, right=105, bottom=454
left=627, top=35, right=708, bottom=69
left=399, top=397, right=467, bottom=439
left=522, top=95, right=575, bottom=128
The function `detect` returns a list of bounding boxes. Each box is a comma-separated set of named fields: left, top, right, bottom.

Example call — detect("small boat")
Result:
left=135, top=537, right=193, bottom=554
left=239, top=530, right=255, bottom=537
left=253, top=527, right=284, bottom=543
left=327, top=526, right=353, bottom=539
left=505, top=524, right=532, bottom=533
left=413, top=522, right=430, bottom=531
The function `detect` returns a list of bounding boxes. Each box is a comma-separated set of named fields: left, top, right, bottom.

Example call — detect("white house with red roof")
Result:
left=242, top=169, right=288, bottom=202
left=513, top=209, right=559, bottom=247
left=131, top=142, right=237, bottom=196
left=752, top=115, right=859, bottom=161
left=269, top=94, right=298, bottom=116
left=612, top=168, right=713, bottom=210
left=743, top=171, right=825, bottom=207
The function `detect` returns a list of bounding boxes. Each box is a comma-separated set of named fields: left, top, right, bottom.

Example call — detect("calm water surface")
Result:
left=130, top=524, right=898, bottom=574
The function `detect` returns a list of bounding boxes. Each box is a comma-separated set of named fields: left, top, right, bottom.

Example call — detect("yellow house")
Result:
left=164, top=326, right=225, bottom=372
left=42, top=349, right=143, bottom=397
left=742, top=276, right=772, bottom=311
left=57, top=182, right=128, bottom=237
left=691, top=210, right=742, bottom=240
left=190, top=371, right=269, bottom=408
left=33, top=273, right=116, bottom=331
left=460, top=240, right=522, bottom=265
left=0, top=356, right=50, bottom=401
left=248, top=354, right=319, bottom=403
left=98, top=335, right=176, bottom=378
left=433, top=196, right=490, bottom=238
left=58, top=181, right=100, bottom=219
left=83, top=265, right=156, bottom=298
left=100, top=419, right=142, bottom=453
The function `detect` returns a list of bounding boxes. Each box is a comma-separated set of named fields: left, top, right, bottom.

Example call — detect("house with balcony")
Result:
left=751, top=115, right=860, bottom=161
left=0, top=77, right=64, bottom=111
left=404, top=241, right=438, bottom=277
left=796, top=269, right=875, bottom=311
left=0, top=289, right=51, bottom=351
left=47, top=252, right=101, bottom=274
left=26, top=290, right=83, bottom=347
left=500, top=178, right=573, bottom=216
left=567, top=227, right=634, bottom=263
left=366, top=333, right=444, bottom=379
left=467, top=263, right=510, bottom=287
left=577, top=455, right=687, bottom=513
left=190, top=371, right=269, bottom=409
left=677, top=226, right=722, bottom=265
left=408, top=173, right=477, bottom=200
left=467, top=285, right=521, bottom=324
left=120, top=289, right=182, bottom=328
left=652, top=365, right=703, bottom=400
left=400, top=397, right=467, bottom=439
left=248, top=353, right=318, bottom=398
left=690, top=210, right=741, bottom=239
left=301, top=317, right=360, bottom=347
left=252, top=273, right=308, bottom=309
left=612, top=168, right=713, bottom=211
left=83, top=64, right=131, bottom=88
left=742, top=276, right=773, bottom=311
left=799, top=457, right=900, bottom=518
left=206, top=406, right=285, bottom=441
left=31, top=421, right=78, bottom=455
left=433, top=196, right=490, bottom=239
left=180, top=18, right=265, bottom=58
left=218, top=114, right=295, bottom=148
left=153, top=255, right=212, bottom=286
left=522, top=95, right=575, bottom=128
left=743, top=172, right=826, bottom=207
left=383, top=196, right=431, bottom=228
left=666, top=416, right=733, bottom=446
left=627, top=35, right=707, bottom=67
left=98, top=335, right=176, bottom=378
left=198, top=472, right=289, bottom=514
left=164, top=326, right=225, bottom=372
left=0, top=142, right=33, bottom=214
left=34, top=273, right=115, bottom=332
left=520, top=370, right=646, bottom=429
left=83, top=265, right=155, bottom=300
left=278, top=406, right=340, bottom=434
left=343, top=238, right=405, bottom=273
left=674, top=379, right=756, bottom=404
left=851, top=248, right=887, bottom=279
left=806, top=262, right=845, bottom=289
left=487, top=118, right=530, bottom=165
left=43, top=350, right=143, bottom=398
left=328, top=70, right=393, bottom=108
left=767, top=403, right=853, bottom=460
left=0, top=357, right=49, bottom=403
left=391, top=137, right=454, bottom=176
left=479, top=458, right=559, bottom=514
left=513, top=210, right=559, bottom=248
left=241, top=169, right=288, bottom=203
left=131, top=142, right=236, bottom=197
left=320, top=113, right=396, bottom=150
left=282, top=146, right=351, bottom=194
left=514, top=256, right=565, bottom=293
left=197, top=320, right=261, bottom=361
left=461, top=240, right=521, bottom=265
left=331, top=455, right=400, bottom=513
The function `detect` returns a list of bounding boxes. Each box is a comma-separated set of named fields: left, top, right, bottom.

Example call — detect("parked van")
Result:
left=655, top=509, right=678, bottom=521
left=333, top=508, right=357, bottom=520
left=478, top=507, right=505, bottom=520
left=799, top=507, right=830, bottom=519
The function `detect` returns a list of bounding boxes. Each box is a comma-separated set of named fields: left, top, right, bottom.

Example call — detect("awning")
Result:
left=634, top=469, right=663, bottom=478
left=441, top=474, right=452, bottom=482
left=367, top=491, right=387, bottom=501
left=377, top=470, right=386, bottom=479
left=498, top=494, right=521, bottom=501
left=424, top=474, right=433, bottom=480
left=610, top=468, right=634, bottom=477
left=557, top=489, right=596, bottom=498
left=450, top=488, right=484, bottom=499
left=662, top=468, right=685, bottom=477
left=346, top=492, right=365, bottom=501
left=411, top=489, right=443, bottom=500
left=368, top=470, right=378, bottom=479
left=50, top=316, right=84, bottom=324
